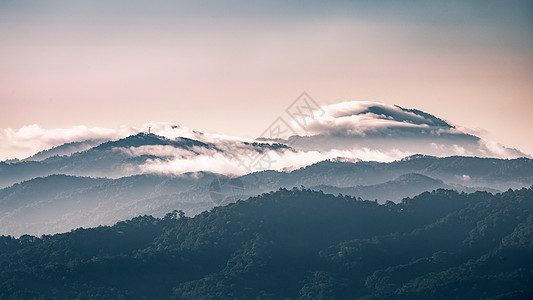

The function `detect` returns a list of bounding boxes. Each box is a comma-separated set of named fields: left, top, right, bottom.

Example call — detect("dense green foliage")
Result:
left=1, top=188, right=532, bottom=299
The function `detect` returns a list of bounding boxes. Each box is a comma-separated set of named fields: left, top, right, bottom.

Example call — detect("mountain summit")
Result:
left=1, top=102, right=528, bottom=187
left=305, top=101, right=454, bottom=136
left=270, top=101, right=528, bottom=159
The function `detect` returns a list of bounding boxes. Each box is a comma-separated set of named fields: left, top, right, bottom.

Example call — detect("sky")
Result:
left=1, top=0, right=532, bottom=159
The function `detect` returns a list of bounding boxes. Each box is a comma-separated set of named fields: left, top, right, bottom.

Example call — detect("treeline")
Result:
left=1, top=188, right=532, bottom=299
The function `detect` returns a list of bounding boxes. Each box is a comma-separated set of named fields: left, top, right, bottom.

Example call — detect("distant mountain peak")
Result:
left=21, top=139, right=107, bottom=162
left=393, top=173, right=444, bottom=185
left=93, top=132, right=213, bottom=151
left=400, top=154, right=437, bottom=161
left=393, top=104, right=453, bottom=128
left=329, top=156, right=361, bottom=163
left=274, top=100, right=529, bottom=160
left=305, top=101, right=455, bottom=137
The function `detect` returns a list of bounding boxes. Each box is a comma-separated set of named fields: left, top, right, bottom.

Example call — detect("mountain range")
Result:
left=1, top=154, right=531, bottom=237
left=260, top=101, right=528, bottom=159
left=0, top=101, right=531, bottom=237
left=1, top=100, right=532, bottom=299
left=1, top=188, right=532, bottom=299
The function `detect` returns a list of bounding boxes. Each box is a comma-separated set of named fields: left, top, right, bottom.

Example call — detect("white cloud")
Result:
left=137, top=147, right=410, bottom=176
left=1, top=112, right=527, bottom=173
left=139, top=152, right=246, bottom=176
left=477, top=139, right=526, bottom=158
left=116, top=145, right=205, bottom=159
left=302, top=101, right=451, bottom=136
left=0, top=124, right=137, bottom=161
left=288, top=100, right=530, bottom=160
left=0, top=121, right=258, bottom=161
left=142, top=121, right=257, bottom=144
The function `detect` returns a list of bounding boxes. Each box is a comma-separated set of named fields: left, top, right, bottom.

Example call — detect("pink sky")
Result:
left=1, top=1, right=532, bottom=157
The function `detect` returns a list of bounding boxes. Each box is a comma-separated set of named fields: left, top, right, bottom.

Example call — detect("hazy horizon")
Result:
left=0, top=100, right=529, bottom=163
left=1, top=0, right=532, bottom=158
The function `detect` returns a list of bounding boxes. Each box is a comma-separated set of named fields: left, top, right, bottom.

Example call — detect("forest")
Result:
left=1, top=187, right=532, bottom=299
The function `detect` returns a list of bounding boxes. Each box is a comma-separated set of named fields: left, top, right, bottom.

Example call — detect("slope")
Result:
left=0, top=188, right=532, bottom=299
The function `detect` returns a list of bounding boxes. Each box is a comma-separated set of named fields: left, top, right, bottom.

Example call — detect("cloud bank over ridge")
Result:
left=304, top=101, right=453, bottom=137
left=0, top=122, right=253, bottom=161
left=287, top=101, right=528, bottom=159
left=0, top=101, right=528, bottom=178
left=0, top=124, right=136, bottom=161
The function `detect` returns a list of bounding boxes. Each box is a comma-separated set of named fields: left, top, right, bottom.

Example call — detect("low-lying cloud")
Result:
left=304, top=101, right=453, bottom=137
left=1, top=103, right=529, bottom=170
left=293, top=101, right=529, bottom=159
left=0, top=124, right=137, bottom=161
left=0, top=121, right=250, bottom=161
left=136, top=146, right=410, bottom=176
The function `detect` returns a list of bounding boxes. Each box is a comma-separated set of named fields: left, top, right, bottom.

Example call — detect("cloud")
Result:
left=0, top=121, right=260, bottom=161
left=0, top=124, right=138, bottom=161
left=0, top=122, right=193, bottom=161
left=141, top=121, right=260, bottom=146
left=289, top=101, right=530, bottom=159
left=303, top=101, right=453, bottom=137
left=137, top=146, right=410, bottom=176
left=116, top=145, right=202, bottom=159
left=477, top=139, right=528, bottom=158
left=1, top=114, right=528, bottom=174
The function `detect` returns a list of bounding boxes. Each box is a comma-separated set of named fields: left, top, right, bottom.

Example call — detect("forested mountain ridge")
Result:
left=1, top=187, right=532, bottom=299
left=0, top=173, right=217, bottom=237
left=1, top=154, right=531, bottom=237
left=310, top=172, right=499, bottom=202
left=0, top=132, right=291, bottom=188
left=261, top=155, right=533, bottom=189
